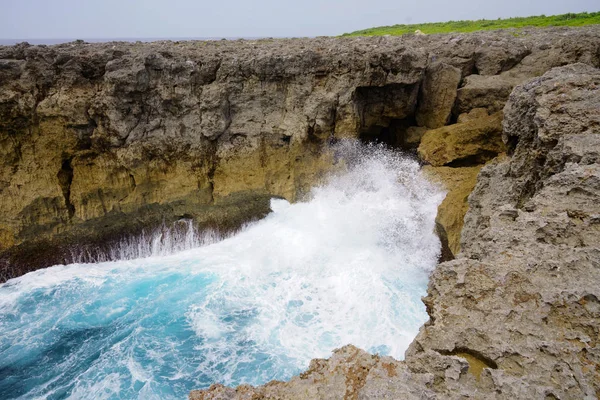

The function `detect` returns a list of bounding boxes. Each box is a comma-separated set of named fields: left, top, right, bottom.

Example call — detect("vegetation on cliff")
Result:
left=342, top=11, right=600, bottom=36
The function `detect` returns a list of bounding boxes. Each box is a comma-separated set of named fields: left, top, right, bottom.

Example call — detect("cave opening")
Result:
left=358, top=116, right=423, bottom=153
left=353, top=83, right=424, bottom=153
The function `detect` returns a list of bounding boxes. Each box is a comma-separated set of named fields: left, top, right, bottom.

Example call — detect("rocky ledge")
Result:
left=191, top=61, right=600, bottom=400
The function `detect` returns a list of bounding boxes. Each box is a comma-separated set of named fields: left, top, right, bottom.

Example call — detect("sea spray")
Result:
left=0, top=142, right=445, bottom=399
left=67, top=221, right=226, bottom=265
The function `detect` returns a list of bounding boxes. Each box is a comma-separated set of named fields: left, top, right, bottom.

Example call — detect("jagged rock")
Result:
left=417, top=112, right=505, bottom=167
left=192, top=63, right=600, bottom=399
left=422, top=165, right=483, bottom=258
left=454, top=73, right=523, bottom=115
left=412, top=63, right=600, bottom=399
left=190, top=345, right=435, bottom=400
left=0, top=37, right=430, bottom=278
left=453, top=26, right=600, bottom=116
left=416, top=62, right=462, bottom=129
left=0, top=27, right=599, bottom=281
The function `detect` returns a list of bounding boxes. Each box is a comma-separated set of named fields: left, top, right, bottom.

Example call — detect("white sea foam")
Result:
left=0, top=141, right=445, bottom=399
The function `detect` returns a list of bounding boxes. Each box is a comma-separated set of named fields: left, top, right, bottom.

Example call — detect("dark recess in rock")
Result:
left=57, top=158, right=75, bottom=220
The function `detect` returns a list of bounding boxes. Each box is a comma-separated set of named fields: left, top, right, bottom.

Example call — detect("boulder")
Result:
left=400, top=125, right=428, bottom=148
left=456, top=107, right=488, bottom=123
left=453, top=73, right=523, bottom=115
left=473, top=38, right=531, bottom=75
left=417, top=112, right=505, bottom=167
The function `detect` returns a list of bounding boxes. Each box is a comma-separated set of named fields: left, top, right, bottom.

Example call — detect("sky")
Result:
left=0, top=0, right=598, bottom=39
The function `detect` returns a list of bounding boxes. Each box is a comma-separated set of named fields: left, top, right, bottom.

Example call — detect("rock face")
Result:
left=191, top=64, right=600, bottom=399
left=413, top=62, right=600, bottom=399
left=1, top=36, right=430, bottom=278
left=416, top=62, right=462, bottom=129
left=422, top=165, right=483, bottom=257
left=2, top=27, right=599, bottom=281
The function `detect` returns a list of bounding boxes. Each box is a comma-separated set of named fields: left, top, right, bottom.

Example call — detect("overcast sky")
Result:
left=1, top=0, right=598, bottom=39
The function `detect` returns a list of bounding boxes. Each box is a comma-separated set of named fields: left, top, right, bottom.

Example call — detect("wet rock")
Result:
left=402, top=126, right=428, bottom=149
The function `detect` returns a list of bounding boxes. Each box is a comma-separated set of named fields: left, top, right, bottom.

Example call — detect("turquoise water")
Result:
left=0, top=145, right=443, bottom=399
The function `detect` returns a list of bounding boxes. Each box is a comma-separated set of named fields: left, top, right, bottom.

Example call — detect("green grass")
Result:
left=341, top=11, right=600, bottom=37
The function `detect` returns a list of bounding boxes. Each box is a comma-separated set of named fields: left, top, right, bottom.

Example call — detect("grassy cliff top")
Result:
left=341, top=11, right=600, bottom=36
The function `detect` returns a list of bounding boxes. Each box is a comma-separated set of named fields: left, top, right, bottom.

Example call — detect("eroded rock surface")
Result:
left=418, top=111, right=505, bottom=167
left=191, top=63, right=600, bottom=400
left=422, top=165, right=483, bottom=258
left=0, top=27, right=599, bottom=282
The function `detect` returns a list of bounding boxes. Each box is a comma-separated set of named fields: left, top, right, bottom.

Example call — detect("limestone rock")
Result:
left=0, top=37, right=429, bottom=278
left=416, top=62, right=462, bottom=129
left=414, top=63, right=600, bottom=399
left=190, top=345, right=435, bottom=400
left=417, top=112, right=505, bottom=167
left=451, top=26, right=600, bottom=117
left=422, top=165, right=482, bottom=258
left=473, top=38, right=531, bottom=75
left=454, top=73, right=522, bottom=115
left=402, top=126, right=428, bottom=148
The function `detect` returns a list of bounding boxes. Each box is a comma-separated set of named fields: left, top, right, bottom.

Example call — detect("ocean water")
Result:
left=0, top=143, right=444, bottom=399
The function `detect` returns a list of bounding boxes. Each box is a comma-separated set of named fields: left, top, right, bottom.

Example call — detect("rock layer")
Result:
left=191, top=63, right=600, bottom=399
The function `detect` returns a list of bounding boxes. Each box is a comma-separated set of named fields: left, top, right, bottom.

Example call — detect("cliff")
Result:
left=191, top=61, right=600, bottom=400
left=2, top=26, right=599, bottom=281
